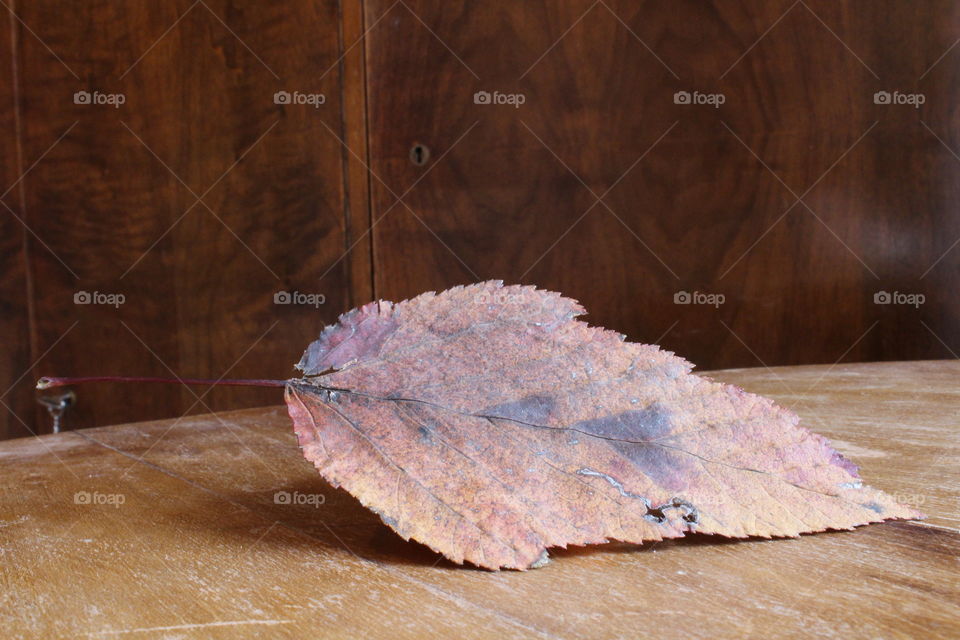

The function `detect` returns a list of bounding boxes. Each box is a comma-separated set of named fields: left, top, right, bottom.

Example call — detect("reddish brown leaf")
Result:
left=285, top=281, right=921, bottom=570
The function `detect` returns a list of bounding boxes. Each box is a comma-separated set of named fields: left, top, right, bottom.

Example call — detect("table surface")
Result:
left=2, top=361, right=958, bottom=639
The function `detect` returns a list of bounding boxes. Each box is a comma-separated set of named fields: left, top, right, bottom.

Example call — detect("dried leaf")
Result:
left=285, top=281, right=920, bottom=570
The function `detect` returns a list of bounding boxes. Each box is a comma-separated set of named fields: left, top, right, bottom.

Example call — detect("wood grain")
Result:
left=363, top=0, right=960, bottom=369
left=1, top=361, right=956, bottom=638
left=7, top=0, right=354, bottom=434
left=0, top=2, right=34, bottom=441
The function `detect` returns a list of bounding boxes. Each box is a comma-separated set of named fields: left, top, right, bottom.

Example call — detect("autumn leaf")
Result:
left=284, top=281, right=921, bottom=570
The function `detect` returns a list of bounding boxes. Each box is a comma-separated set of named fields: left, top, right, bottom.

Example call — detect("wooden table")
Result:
left=2, top=361, right=958, bottom=639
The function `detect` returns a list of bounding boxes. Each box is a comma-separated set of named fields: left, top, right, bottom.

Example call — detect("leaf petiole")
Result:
left=36, top=376, right=288, bottom=390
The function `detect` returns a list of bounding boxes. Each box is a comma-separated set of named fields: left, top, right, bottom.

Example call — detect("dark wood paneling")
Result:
left=2, top=0, right=957, bottom=439
left=6, top=0, right=360, bottom=433
left=364, top=0, right=960, bottom=370
left=0, top=4, right=34, bottom=440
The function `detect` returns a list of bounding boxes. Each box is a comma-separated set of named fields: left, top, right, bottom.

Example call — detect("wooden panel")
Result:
left=10, top=0, right=359, bottom=434
left=1, top=361, right=957, bottom=638
left=0, top=3, right=34, bottom=441
left=363, top=0, right=960, bottom=369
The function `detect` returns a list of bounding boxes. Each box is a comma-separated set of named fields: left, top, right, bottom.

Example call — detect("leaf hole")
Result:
left=645, top=498, right=699, bottom=526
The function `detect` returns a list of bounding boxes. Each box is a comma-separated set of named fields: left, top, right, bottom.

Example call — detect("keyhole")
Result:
left=409, top=143, right=430, bottom=166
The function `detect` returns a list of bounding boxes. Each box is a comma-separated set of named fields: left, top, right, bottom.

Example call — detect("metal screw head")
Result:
left=38, top=390, right=76, bottom=433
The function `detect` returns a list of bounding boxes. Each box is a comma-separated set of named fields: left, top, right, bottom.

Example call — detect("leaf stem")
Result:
left=36, top=376, right=288, bottom=390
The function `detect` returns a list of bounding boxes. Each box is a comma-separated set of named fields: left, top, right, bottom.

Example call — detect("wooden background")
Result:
left=3, top=0, right=958, bottom=440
